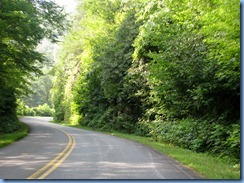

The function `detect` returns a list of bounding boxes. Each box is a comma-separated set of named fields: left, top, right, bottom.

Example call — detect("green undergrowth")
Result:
left=0, top=122, right=29, bottom=148
left=53, top=121, right=240, bottom=179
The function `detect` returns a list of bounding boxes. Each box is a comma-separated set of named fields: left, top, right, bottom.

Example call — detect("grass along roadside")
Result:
left=0, top=122, right=29, bottom=148
left=52, top=121, right=240, bottom=179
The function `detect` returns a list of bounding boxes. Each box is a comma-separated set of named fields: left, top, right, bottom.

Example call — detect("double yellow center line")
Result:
left=27, top=128, right=76, bottom=179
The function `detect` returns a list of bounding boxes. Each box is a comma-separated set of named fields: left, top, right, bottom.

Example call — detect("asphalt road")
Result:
left=0, top=117, right=203, bottom=179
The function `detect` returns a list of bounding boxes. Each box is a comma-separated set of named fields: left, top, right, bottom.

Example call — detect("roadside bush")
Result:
left=0, top=87, right=19, bottom=133
left=34, top=103, right=54, bottom=116
left=17, top=102, right=54, bottom=117
left=17, top=99, right=36, bottom=116
left=145, top=118, right=240, bottom=163
left=0, top=117, right=19, bottom=133
left=24, top=106, right=36, bottom=116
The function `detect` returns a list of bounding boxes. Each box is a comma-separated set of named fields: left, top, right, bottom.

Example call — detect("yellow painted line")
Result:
left=38, top=134, right=76, bottom=179
left=27, top=128, right=76, bottom=179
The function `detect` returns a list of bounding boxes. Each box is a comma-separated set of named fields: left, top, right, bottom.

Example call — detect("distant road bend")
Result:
left=0, top=116, right=203, bottom=179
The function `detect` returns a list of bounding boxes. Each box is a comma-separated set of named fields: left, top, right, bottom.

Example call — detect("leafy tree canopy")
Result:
left=0, top=0, right=67, bottom=133
left=0, top=0, right=67, bottom=93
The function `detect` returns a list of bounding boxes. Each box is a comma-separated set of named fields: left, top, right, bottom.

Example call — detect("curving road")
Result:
left=0, top=117, right=203, bottom=179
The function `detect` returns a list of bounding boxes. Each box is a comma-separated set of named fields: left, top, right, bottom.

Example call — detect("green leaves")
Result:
left=52, top=0, right=239, bottom=162
left=133, top=0, right=239, bottom=121
left=129, top=0, right=239, bottom=161
left=0, top=0, right=66, bottom=132
left=0, top=0, right=66, bottom=91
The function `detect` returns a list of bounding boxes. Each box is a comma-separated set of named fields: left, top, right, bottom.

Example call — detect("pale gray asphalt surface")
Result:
left=0, top=117, right=203, bottom=179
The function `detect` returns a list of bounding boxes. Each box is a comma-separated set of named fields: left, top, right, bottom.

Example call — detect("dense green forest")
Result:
left=17, top=41, right=58, bottom=117
left=52, top=0, right=240, bottom=162
left=0, top=0, right=66, bottom=132
left=0, top=0, right=240, bottom=164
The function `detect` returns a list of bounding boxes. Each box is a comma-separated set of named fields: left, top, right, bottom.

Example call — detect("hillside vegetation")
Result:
left=52, top=0, right=240, bottom=163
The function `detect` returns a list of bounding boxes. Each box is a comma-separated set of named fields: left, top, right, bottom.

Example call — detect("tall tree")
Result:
left=0, top=0, right=66, bottom=133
